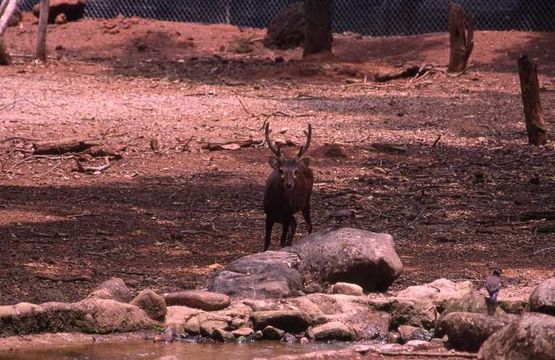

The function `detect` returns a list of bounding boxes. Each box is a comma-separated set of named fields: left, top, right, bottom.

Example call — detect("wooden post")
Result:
left=518, top=55, right=548, bottom=146
left=303, top=0, right=333, bottom=57
left=447, top=2, right=474, bottom=73
left=35, top=0, right=50, bottom=62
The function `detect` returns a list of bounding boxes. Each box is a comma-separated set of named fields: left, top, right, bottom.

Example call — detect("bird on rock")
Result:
left=485, top=268, right=502, bottom=303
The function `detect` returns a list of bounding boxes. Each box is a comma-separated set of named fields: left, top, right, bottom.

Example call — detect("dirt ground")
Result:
left=0, top=14, right=553, bottom=305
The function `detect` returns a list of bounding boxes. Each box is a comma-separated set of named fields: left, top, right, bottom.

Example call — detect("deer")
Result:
left=263, top=122, right=314, bottom=251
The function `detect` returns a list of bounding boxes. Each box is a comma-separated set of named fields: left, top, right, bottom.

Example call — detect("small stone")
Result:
left=212, top=328, right=235, bottom=342
left=254, top=330, right=263, bottom=340
left=331, top=282, right=363, bottom=296
left=405, top=339, right=433, bottom=350
left=388, top=331, right=401, bottom=343
left=398, top=325, right=432, bottom=343
left=252, top=310, right=311, bottom=333
left=300, top=337, right=309, bottom=344
left=55, top=13, right=67, bottom=24
left=232, top=327, right=254, bottom=338
left=282, top=333, right=297, bottom=343
left=236, top=336, right=247, bottom=344
left=263, top=325, right=285, bottom=340
left=89, top=277, right=133, bottom=303
left=308, top=321, right=355, bottom=341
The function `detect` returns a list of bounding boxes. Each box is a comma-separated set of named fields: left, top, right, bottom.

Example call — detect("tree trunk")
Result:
left=0, top=0, right=18, bottom=36
left=35, top=0, right=50, bottom=62
left=518, top=55, right=547, bottom=146
left=447, top=2, right=474, bottom=73
left=303, top=0, right=333, bottom=57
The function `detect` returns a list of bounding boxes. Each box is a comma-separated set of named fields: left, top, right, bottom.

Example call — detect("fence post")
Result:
left=518, top=55, right=548, bottom=146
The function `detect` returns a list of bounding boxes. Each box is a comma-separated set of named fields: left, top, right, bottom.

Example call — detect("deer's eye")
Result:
left=279, top=169, right=284, bottom=177
left=293, top=169, right=298, bottom=177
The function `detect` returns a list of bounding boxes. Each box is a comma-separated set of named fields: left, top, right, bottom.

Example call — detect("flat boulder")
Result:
left=397, top=325, right=432, bottom=343
left=252, top=310, right=312, bottom=333
left=331, top=282, right=363, bottom=296
left=478, top=313, right=555, bottom=360
left=308, top=321, right=355, bottom=341
left=33, top=0, right=86, bottom=24
left=396, top=278, right=474, bottom=304
left=440, top=293, right=508, bottom=319
left=164, top=290, right=230, bottom=311
left=131, top=289, right=167, bottom=321
left=88, top=277, right=133, bottom=303
left=263, top=2, right=304, bottom=50
left=208, top=251, right=303, bottom=299
left=286, top=228, right=403, bottom=292
left=435, top=312, right=510, bottom=352
left=529, top=277, right=555, bottom=316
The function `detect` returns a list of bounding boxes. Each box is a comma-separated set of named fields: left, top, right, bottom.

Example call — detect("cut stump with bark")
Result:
left=447, top=2, right=474, bottom=73
left=518, top=55, right=547, bottom=146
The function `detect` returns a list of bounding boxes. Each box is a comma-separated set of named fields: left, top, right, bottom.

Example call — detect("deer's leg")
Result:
left=286, top=217, right=297, bottom=246
left=280, top=220, right=290, bottom=248
left=302, top=200, right=313, bottom=234
left=264, top=217, right=274, bottom=251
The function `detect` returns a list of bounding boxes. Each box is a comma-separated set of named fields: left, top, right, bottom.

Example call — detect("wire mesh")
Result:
left=18, top=0, right=555, bottom=36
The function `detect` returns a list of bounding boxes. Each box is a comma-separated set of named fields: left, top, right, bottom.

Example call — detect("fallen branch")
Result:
left=533, top=247, right=555, bottom=256
left=374, top=65, right=421, bottom=82
left=33, top=139, right=100, bottom=155
left=203, top=138, right=263, bottom=151
left=519, top=210, right=555, bottom=221
left=432, top=134, right=442, bottom=147
left=36, top=274, right=92, bottom=282
left=74, top=157, right=111, bottom=173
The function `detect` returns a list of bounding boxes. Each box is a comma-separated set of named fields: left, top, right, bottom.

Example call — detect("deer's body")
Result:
left=263, top=124, right=314, bottom=251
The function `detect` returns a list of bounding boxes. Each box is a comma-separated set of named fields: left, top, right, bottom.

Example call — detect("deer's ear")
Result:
left=268, top=157, right=280, bottom=169
left=299, top=157, right=310, bottom=168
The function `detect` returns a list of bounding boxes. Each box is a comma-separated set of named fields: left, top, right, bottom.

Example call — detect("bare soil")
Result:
left=0, top=14, right=554, bottom=305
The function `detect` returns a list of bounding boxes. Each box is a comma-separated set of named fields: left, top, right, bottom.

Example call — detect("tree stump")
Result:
left=303, top=0, right=333, bottom=57
left=518, top=55, right=547, bottom=146
left=0, top=40, right=10, bottom=65
left=447, top=2, right=474, bottom=73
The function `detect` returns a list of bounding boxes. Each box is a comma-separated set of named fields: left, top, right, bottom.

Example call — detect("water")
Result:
left=0, top=341, right=351, bottom=360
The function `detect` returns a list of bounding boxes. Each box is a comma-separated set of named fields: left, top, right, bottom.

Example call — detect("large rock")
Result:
left=131, top=289, right=167, bottom=321
left=435, top=312, right=510, bottom=352
left=208, top=251, right=303, bottom=299
left=77, top=298, right=156, bottom=333
left=286, top=228, right=403, bottom=292
left=252, top=310, right=312, bottom=333
left=478, top=313, right=555, bottom=360
left=0, top=302, right=87, bottom=336
left=291, top=293, right=390, bottom=340
left=308, top=321, right=355, bottom=341
left=88, top=277, right=133, bottom=303
left=164, top=306, right=200, bottom=332
left=397, top=325, right=432, bottom=343
left=164, top=290, right=230, bottom=311
left=0, top=298, right=156, bottom=336
left=33, top=0, right=86, bottom=24
left=389, top=300, right=437, bottom=330
left=529, top=277, right=555, bottom=316
left=396, top=278, right=474, bottom=304
left=440, top=293, right=508, bottom=319
left=263, top=3, right=305, bottom=50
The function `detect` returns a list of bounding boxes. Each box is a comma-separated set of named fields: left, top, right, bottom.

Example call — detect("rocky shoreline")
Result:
left=0, top=228, right=553, bottom=359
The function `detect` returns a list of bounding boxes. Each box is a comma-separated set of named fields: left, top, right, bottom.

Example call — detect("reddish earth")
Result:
left=0, top=14, right=554, bottom=305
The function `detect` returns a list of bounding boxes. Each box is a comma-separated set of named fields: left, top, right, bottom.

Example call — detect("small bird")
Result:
left=485, top=268, right=502, bottom=303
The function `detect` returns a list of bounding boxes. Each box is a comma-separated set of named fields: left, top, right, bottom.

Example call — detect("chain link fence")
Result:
left=19, top=0, right=555, bottom=36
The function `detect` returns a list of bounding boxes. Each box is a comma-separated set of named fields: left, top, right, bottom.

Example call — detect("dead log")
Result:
left=83, top=145, right=125, bottom=159
left=535, top=221, right=555, bottom=234
left=33, top=139, right=99, bottom=155
left=374, top=65, right=421, bottom=82
left=447, top=2, right=474, bottom=73
left=519, top=210, right=555, bottom=221
left=518, top=55, right=548, bottom=146
left=203, top=138, right=262, bottom=151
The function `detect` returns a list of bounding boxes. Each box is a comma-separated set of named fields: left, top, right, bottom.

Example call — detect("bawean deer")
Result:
left=263, top=122, right=313, bottom=251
